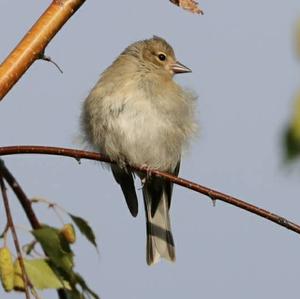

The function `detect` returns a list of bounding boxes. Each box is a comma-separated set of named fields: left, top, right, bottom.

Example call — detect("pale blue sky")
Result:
left=1, top=1, right=300, bottom=298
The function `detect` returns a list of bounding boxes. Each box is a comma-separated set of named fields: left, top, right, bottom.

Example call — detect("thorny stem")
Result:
left=1, top=145, right=300, bottom=235
left=0, top=176, right=31, bottom=299
left=39, top=53, right=64, bottom=74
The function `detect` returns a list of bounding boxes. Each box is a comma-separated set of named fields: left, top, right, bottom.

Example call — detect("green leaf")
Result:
left=62, top=289, right=86, bottom=299
left=31, top=226, right=99, bottom=298
left=75, top=273, right=100, bottom=299
left=23, top=259, right=71, bottom=290
left=284, top=93, right=300, bottom=161
left=69, top=214, right=98, bottom=249
left=284, top=126, right=300, bottom=161
left=32, top=226, right=74, bottom=274
left=48, top=268, right=99, bottom=299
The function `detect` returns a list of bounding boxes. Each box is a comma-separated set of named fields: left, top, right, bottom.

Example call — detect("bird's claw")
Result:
left=141, top=164, right=153, bottom=179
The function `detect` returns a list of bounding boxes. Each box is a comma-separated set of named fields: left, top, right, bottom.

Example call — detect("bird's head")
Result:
left=123, top=36, right=191, bottom=78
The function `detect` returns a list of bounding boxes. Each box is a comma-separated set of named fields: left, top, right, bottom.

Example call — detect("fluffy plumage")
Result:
left=81, top=36, right=197, bottom=265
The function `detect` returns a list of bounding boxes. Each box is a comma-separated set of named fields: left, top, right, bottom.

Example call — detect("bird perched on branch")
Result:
left=81, top=36, right=197, bottom=265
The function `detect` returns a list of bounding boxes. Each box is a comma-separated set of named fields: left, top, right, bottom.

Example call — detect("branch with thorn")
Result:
left=0, top=145, right=300, bottom=236
left=38, top=52, right=63, bottom=74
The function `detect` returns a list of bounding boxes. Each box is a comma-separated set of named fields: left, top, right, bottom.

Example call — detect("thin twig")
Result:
left=31, top=197, right=66, bottom=225
left=38, top=52, right=64, bottom=74
left=0, top=222, right=10, bottom=241
left=0, top=145, right=300, bottom=235
left=0, top=175, right=31, bottom=299
left=31, top=196, right=68, bottom=214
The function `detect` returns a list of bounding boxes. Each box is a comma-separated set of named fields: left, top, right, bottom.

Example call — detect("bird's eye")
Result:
left=158, top=53, right=166, bottom=61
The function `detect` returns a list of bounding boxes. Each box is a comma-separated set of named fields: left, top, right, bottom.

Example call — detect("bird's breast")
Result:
left=102, top=82, right=194, bottom=170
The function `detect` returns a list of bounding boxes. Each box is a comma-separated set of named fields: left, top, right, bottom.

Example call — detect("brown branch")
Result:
left=1, top=145, right=300, bottom=235
left=0, top=0, right=86, bottom=100
left=0, top=160, right=41, bottom=230
left=0, top=176, right=31, bottom=299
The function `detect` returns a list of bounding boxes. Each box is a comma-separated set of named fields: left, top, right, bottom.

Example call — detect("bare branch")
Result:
left=0, top=145, right=300, bottom=235
left=0, top=0, right=86, bottom=100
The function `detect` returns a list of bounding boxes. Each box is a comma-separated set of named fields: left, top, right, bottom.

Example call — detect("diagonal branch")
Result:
left=0, top=159, right=41, bottom=230
left=0, top=0, right=86, bottom=100
left=1, top=145, right=300, bottom=235
left=0, top=0, right=201, bottom=101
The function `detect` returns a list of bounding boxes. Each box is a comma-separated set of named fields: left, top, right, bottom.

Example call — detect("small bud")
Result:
left=61, top=224, right=76, bottom=244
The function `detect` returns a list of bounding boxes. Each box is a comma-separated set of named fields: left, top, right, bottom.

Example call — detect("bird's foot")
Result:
left=140, top=164, right=153, bottom=179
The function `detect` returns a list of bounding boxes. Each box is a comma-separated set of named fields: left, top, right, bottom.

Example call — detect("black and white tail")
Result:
left=143, top=179, right=175, bottom=265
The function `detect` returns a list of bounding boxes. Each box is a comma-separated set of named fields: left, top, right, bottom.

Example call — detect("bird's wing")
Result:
left=111, top=164, right=138, bottom=217
left=166, top=160, right=180, bottom=210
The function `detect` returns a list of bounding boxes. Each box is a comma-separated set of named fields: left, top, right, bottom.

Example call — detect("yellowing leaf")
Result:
left=24, top=259, right=70, bottom=290
left=0, top=247, right=14, bottom=292
left=291, top=92, right=300, bottom=141
left=14, top=258, right=70, bottom=290
left=13, top=259, right=25, bottom=292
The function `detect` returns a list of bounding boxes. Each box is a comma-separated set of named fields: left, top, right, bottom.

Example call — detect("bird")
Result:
left=81, top=36, right=197, bottom=265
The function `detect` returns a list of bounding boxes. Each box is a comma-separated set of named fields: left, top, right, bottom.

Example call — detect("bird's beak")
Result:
left=171, top=61, right=192, bottom=74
